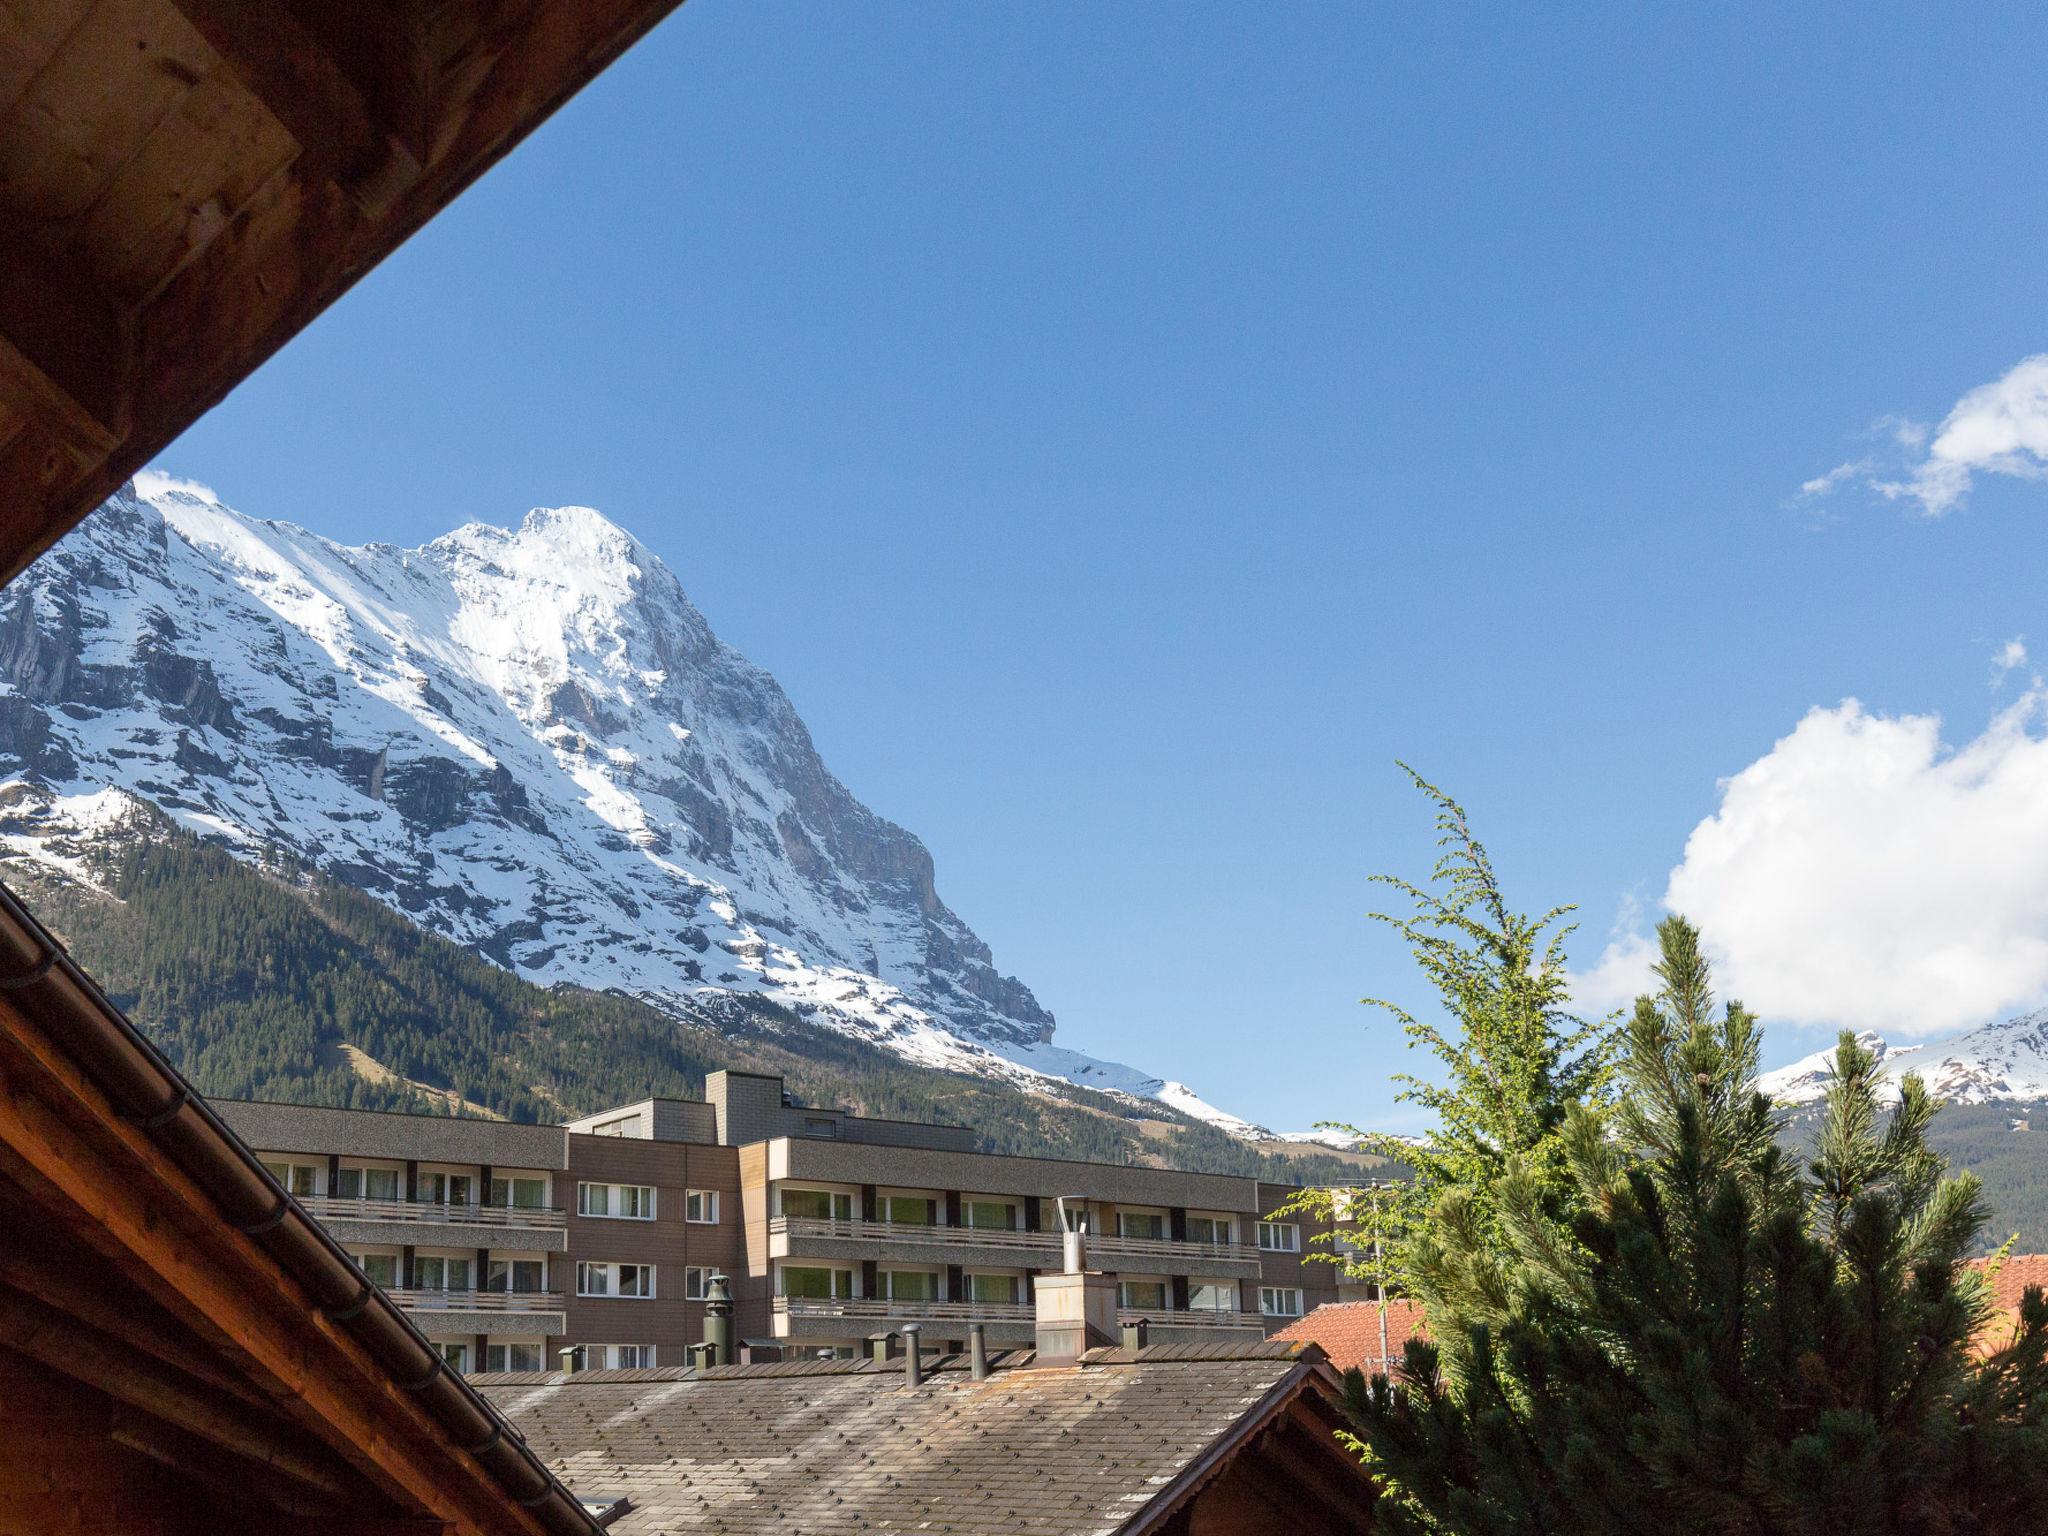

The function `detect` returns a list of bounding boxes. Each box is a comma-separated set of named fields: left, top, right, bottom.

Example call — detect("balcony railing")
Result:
left=775, top=1296, right=1034, bottom=1324
left=770, top=1297, right=1265, bottom=1330
left=769, top=1216, right=1259, bottom=1266
left=385, top=1288, right=566, bottom=1313
left=1120, top=1307, right=1264, bottom=1331
left=300, top=1194, right=566, bottom=1231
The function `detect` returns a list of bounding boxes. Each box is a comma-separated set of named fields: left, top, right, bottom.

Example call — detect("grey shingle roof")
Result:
left=471, top=1341, right=1337, bottom=1535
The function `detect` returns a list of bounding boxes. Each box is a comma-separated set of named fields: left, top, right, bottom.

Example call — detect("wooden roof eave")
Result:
left=0, top=0, right=691, bottom=587
left=0, top=878, right=603, bottom=1536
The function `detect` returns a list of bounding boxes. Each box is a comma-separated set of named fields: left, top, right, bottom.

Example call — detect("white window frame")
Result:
left=1185, top=1213, right=1233, bottom=1245
left=778, top=1265, right=855, bottom=1300
left=779, top=1187, right=854, bottom=1223
left=263, top=1160, right=320, bottom=1196
left=590, top=1114, right=642, bottom=1138
left=962, top=1198, right=1017, bottom=1231
left=684, top=1189, right=720, bottom=1224
left=1257, top=1221, right=1301, bottom=1253
left=490, top=1175, right=550, bottom=1210
left=683, top=1266, right=710, bottom=1301
left=962, top=1271, right=1022, bottom=1306
left=1188, top=1279, right=1237, bottom=1314
left=585, top=1344, right=657, bottom=1369
left=1259, top=1286, right=1305, bottom=1318
left=353, top=1250, right=399, bottom=1288
left=438, top=1341, right=470, bottom=1373
left=1118, top=1279, right=1170, bottom=1312
left=577, top=1261, right=656, bottom=1299
left=485, top=1341, right=546, bottom=1373
left=578, top=1181, right=656, bottom=1220
left=1117, top=1210, right=1168, bottom=1241
left=878, top=1268, right=942, bottom=1302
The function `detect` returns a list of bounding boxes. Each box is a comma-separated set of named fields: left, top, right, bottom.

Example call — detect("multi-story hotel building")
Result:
left=214, top=1069, right=1342, bottom=1372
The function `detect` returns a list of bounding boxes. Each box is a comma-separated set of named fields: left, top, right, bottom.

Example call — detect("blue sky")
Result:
left=155, top=2, right=2048, bottom=1130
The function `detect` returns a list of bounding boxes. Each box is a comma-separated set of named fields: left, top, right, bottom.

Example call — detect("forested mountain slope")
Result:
left=2, top=828, right=1366, bottom=1183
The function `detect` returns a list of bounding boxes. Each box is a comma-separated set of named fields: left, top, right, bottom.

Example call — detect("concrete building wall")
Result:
left=215, top=1099, right=566, bottom=1167
left=773, top=1138, right=1261, bottom=1213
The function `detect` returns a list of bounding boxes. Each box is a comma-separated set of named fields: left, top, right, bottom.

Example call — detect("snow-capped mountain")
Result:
left=0, top=479, right=1260, bottom=1132
left=1760, top=1012, right=2048, bottom=1107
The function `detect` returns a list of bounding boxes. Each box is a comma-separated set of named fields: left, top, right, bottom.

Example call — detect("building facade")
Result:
left=215, top=1069, right=1342, bottom=1371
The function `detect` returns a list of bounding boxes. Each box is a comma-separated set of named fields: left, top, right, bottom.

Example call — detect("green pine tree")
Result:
left=1349, top=918, right=2048, bottom=1536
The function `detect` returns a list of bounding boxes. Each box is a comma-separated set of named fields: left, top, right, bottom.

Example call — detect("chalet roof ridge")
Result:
left=465, top=1337, right=1325, bottom=1389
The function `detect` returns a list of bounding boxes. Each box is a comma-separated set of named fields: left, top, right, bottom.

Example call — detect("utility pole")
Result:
left=1371, top=1180, right=1389, bottom=1373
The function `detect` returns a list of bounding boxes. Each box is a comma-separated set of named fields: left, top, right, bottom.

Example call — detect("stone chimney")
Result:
left=1033, top=1196, right=1118, bottom=1365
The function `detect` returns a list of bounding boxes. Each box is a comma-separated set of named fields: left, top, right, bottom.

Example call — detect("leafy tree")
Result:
left=1350, top=917, right=2048, bottom=1536
left=1277, top=767, right=1613, bottom=1341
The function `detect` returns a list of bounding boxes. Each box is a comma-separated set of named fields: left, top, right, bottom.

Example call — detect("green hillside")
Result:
left=3, top=830, right=1370, bottom=1187
left=1779, top=1097, right=2048, bottom=1253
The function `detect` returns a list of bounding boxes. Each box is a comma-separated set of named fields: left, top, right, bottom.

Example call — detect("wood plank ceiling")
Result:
left=0, top=0, right=688, bottom=587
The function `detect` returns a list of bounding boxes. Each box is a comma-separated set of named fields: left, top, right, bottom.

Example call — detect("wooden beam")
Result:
left=0, top=233, right=129, bottom=461
left=0, top=0, right=690, bottom=588
left=163, top=0, right=423, bottom=215
left=111, top=1404, right=348, bottom=1518
left=0, top=1281, right=356, bottom=1500
left=0, top=998, right=560, bottom=1536
left=0, top=1236, right=269, bottom=1409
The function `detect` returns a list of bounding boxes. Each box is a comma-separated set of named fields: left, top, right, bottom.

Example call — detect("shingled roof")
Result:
left=1271, top=1300, right=1431, bottom=1375
left=472, top=1340, right=1371, bottom=1535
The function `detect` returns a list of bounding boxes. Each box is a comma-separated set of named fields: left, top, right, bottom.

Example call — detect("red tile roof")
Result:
left=1973, top=1254, right=2048, bottom=1353
left=1271, top=1300, right=1430, bottom=1374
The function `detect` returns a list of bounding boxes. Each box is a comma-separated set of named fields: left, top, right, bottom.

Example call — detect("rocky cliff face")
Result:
left=0, top=481, right=1250, bottom=1125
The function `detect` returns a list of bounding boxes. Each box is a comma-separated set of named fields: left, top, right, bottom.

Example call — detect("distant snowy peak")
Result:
left=0, top=481, right=1258, bottom=1137
left=1761, top=1013, right=2048, bottom=1107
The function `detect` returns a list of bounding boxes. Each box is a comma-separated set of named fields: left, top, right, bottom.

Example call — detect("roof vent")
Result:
left=901, top=1324, right=924, bottom=1387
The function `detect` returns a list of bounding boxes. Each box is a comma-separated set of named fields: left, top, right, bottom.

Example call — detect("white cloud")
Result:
left=1803, top=354, right=2048, bottom=515
left=1565, top=927, right=1658, bottom=1016
left=1595, top=691, right=2048, bottom=1038
left=1993, top=636, right=2029, bottom=687
left=132, top=468, right=220, bottom=504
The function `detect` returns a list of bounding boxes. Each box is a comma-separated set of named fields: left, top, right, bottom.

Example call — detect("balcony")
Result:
left=769, top=1296, right=1267, bottom=1342
left=298, top=1194, right=568, bottom=1252
left=385, top=1286, right=566, bottom=1340
left=767, top=1217, right=1262, bottom=1276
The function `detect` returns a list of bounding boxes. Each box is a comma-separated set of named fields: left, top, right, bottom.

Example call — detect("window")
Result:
left=419, top=1171, right=473, bottom=1206
left=802, top=1116, right=839, bottom=1139
left=490, top=1175, right=548, bottom=1209
left=486, top=1258, right=546, bottom=1294
left=878, top=1194, right=936, bottom=1226
left=1188, top=1281, right=1237, bottom=1313
left=880, top=1269, right=939, bottom=1302
left=355, top=1252, right=398, bottom=1287
left=578, top=1182, right=656, bottom=1220
left=263, top=1160, right=319, bottom=1196
left=578, top=1262, right=655, bottom=1299
left=438, top=1342, right=470, bottom=1372
left=1119, top=1280, right=1169, bottom=1313
left=966, top=1273, right=1021, bottom=1306
left=1186, top=1215, right=1232, bottom=1245
left=336, top=1166, right=400, bottom=1201
left=779, top=1188, right=853, bottom=1222
left=590, top=1113, right=642, bottom=1137
left=413, top=1255, right=473, bottom=1293
left=485, top=1342, right=545, bottom=1373
left=1117, top=1211, right=1166, bottom=1242
left=683, top=1266, right=710, bottom=1301
left=964, top=1200, right=1015, bottom=1230
left=1259, top=1287, right=1304, bottom=1318
left=1257, top=1221, right=1301, bottom=1253
left=781, top=1266, right=854, bottom=1300
left=684, top=1189, right=720, bottom=1224
left=581, top=1344, right=657, bottom=1370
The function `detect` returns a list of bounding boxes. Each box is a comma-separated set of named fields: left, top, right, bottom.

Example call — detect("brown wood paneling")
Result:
left=0, top=1345, right=213, bottom=1536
